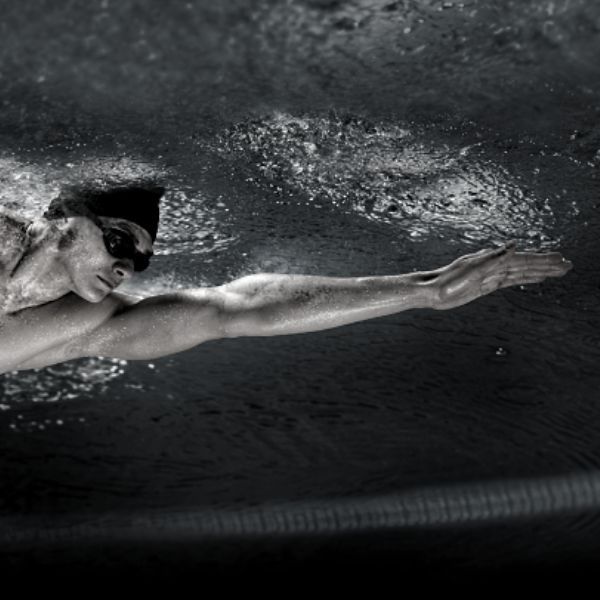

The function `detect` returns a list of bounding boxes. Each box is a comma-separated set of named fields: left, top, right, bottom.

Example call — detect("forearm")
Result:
left=219, top=272, right=436, bottom=337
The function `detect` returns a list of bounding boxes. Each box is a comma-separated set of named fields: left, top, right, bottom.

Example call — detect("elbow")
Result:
left=216, top=286, right=274, bottom=338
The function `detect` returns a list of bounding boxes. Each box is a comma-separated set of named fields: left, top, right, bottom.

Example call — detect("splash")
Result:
left=0, top=356, right=127, bottom=409
left=0, top=153, right=168, bottom=218
left=220, top=112, right=559, bottom=247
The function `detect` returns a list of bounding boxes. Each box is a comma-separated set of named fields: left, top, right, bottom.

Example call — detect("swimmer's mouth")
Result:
left=97, top=276, right=114, bottom=290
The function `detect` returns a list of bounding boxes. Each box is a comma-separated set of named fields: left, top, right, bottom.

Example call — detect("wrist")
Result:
left=412, top=271, right=441, bottom=310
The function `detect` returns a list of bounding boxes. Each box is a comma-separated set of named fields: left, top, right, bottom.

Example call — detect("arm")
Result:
left=217, top=241, right=572, bottom=335
left=65, top=271, right=431, bottom=362
left=219, top=271, right=431, bottom=337
left=70, top=241, right=571, bottom=362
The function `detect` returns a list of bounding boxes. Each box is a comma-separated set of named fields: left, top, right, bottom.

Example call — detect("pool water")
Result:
left=1, top=0, right=600, bottom=581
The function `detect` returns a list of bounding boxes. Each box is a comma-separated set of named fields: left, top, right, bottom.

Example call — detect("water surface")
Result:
left=1, top=0, right=600, bottom=578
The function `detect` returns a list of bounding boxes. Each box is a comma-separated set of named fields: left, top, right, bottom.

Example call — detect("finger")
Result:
left=499, top=274, right=547, bottom=289
left=513, top=251, right=568, bottom=266
left=456, top=247, right=492, bottom=262
left=506, top=269, right=569, bottom=282
left=459, top=241, right=513, bottom=261
left=477, top=241, right=516, bottom=271
left=503, top=264, right=572, bottom=286
left=498, top=241, right=516, bottom=265
left=506, top=259, right=573, bottom=276
left=507, top=256, right=573, bottom=279
left=482, top=241, right=516, bottom=258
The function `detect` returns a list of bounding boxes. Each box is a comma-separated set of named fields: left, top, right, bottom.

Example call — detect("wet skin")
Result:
left=0, top=206, right=153, bottom=372
left=0, top=205, right=573, bottom=374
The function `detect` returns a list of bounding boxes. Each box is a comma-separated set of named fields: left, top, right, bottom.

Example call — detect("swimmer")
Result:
left=0, top=186, right=573, bottom=374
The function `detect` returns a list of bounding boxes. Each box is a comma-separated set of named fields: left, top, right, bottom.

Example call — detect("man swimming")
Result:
left=0, top=185, right=573, bottom=375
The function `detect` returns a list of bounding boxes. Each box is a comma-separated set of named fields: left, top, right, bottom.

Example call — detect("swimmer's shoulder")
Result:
left=0, top=290, right=144, bottom=373
left=0, top=205, right=31, bottom=265
left=0, top=205, right=30, bottom=240
left=0, top=204, right=30, bottom=225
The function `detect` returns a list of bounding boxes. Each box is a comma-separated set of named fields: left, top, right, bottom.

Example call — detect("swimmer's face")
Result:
left=58, top=215, right=154, bottom=302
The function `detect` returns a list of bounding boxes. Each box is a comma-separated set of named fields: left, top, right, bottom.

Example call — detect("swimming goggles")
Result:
left=102, top=227, right=152, bottom=272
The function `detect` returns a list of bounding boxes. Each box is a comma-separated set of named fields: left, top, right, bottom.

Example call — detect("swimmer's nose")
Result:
left=113, top=259, right=135, bottom=281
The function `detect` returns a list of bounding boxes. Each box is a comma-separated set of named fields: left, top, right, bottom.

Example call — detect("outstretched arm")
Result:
left=64, top=241, right=572, bottom=363
left=219, top=241, right=572, bottom=334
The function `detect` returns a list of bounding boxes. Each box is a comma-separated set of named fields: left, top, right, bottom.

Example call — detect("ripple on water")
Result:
left=0, top=357, right=127, bottom=408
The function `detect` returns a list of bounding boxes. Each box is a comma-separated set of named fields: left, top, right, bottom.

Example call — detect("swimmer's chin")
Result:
left=74, top=290, right=107, bottom=303
left=75, top=282, right=116, bottom=303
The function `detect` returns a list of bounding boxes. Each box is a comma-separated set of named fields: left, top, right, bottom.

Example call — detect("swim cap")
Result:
left=44, top=186, right=164, bottom=242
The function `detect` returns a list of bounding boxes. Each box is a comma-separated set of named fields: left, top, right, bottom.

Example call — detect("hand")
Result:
left=428, top=241, right=573, bottom=311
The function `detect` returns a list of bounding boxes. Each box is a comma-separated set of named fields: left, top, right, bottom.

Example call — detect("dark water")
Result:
left=1, top=0, right=600, bottom=583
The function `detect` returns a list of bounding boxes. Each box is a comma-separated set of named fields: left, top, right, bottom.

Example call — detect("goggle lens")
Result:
left=103, top=229, right=151, bottom=272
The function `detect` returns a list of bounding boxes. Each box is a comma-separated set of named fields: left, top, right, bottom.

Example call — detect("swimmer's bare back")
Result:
left=0, top=206, right=573, bottom=375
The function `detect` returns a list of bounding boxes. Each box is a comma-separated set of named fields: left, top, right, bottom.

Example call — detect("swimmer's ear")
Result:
left=48, top=216, right=70, bottom=231
left=61, top=197, right=84, bottom=217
